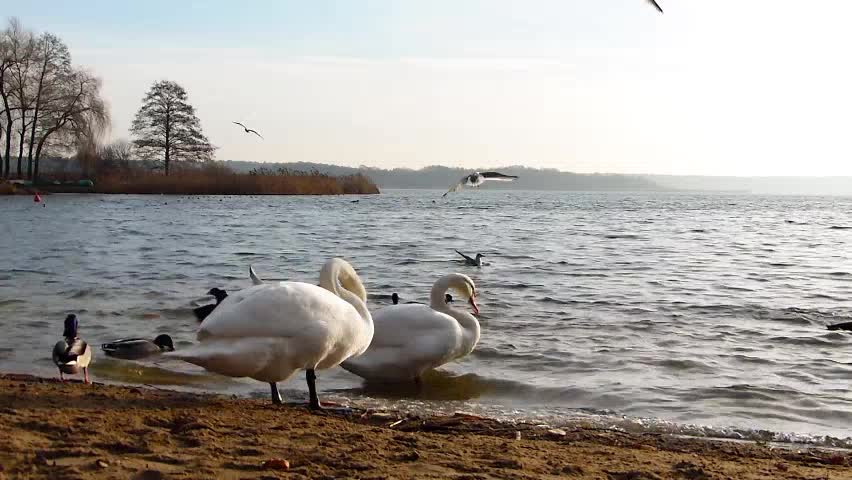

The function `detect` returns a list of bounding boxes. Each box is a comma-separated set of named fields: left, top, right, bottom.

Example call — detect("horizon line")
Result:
left=217, top=160, right=852, bottom=179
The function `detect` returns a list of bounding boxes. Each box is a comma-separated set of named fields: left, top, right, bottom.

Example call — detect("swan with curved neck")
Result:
left=341, top=273, right=480, bottom=383
left=169, top=258, right=373, bottom=408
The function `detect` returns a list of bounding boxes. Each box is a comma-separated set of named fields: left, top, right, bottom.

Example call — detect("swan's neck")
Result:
left=430, top=279, right=480, bottom=353
left=337, top=287, right=371, bottom=322
left=320, top=261, right=371, bottom=323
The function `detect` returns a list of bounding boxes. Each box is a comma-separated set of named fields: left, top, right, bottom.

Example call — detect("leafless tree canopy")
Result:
left=130, top=80, right=214, bottom=176
left=0, top=17, right=109, bottom=181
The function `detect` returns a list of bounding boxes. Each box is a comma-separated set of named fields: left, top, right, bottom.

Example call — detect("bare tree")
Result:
left=27, top=32, right=71, bottom=175
left=6, top=22, right=35, bottom=178
left=96, top=138, right=133, bottom=172
left=130, top=80, right=214, bottom=175
left=31, top=69, right=108, bottom=182
left=0, top=18, right=109, bottom=182
left=0, top=19, right=32, bottom=178
left=0, top=23, right=12, bottom=178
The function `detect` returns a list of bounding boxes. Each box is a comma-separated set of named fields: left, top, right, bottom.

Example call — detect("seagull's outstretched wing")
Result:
left=442, top=174, right=471, bottom=197
left=647, top=0, right=663, bottom=13
left=455, top=249, right=476, bottom=264
left=246, top=129, right=264, bottom=139
left=233, top=121, right=247, bottom=129
left=480, top=171, right=519, bottom=182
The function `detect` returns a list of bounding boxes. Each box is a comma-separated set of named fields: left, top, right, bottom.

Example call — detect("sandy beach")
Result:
left=0, top=374, right=848, bottom=480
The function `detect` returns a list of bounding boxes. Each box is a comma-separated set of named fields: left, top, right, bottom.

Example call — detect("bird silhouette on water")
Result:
left=827, top=321, right=852, bottom=331
left=391, top=292, right=453, bottom=304
left=193, top=288, right=228, bottom=322
left=455, top=250, right=484, bottom=267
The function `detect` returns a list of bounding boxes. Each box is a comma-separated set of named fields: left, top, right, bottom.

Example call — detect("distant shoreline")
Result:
left=0, top=171, right=381, bottom=196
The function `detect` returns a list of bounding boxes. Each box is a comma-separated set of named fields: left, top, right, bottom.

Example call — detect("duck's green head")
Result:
left=208, top=288, right=228, bottom=303
left=63, top=314, right=78, bottom=338
left=154, top=334, right=175, bottom=352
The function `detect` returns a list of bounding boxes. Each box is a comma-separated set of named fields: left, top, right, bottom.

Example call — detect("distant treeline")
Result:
left=221, top=161, right=852, bottom=195
left=224, top=161, right=667, bottom=192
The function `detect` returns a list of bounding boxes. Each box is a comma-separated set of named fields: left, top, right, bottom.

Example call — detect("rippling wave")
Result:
left=1, top=190, right=851, bottom=445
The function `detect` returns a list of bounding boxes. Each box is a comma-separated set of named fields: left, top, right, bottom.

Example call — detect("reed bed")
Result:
left=86, top=169, right=379, bottom=195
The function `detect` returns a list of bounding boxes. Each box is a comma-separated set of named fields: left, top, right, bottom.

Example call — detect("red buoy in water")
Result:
left=33, top=193, right=42, bottom=203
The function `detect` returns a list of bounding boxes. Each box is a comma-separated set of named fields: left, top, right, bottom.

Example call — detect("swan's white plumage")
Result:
left=341, top=274, right=479, bottom=382
left=170, top=260, right=373, bottom=385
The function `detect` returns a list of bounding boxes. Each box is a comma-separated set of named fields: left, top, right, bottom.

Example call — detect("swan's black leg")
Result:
left=306, top=369, right=321, bottom=410
left=270, top=382, right=283, bottom=405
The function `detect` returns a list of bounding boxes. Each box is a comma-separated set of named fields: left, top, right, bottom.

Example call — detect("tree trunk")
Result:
left=33, top=130, right=49, bottom=184
left=32, top=149, right=40, bottom=183
left=27, top=42, right=50, bottom=171
left=0, top=120, right=3, bottom=178
left=0, top=67, right=9, bottom=178
left=27, top=106, right=42, bottom=171
left=33, top=119, right=70, bottom=185
left=164, top=111, right=171, bottom=176
left=19, top=130, right=28, bottom=179
left=2, top=117, right=10, bottom=178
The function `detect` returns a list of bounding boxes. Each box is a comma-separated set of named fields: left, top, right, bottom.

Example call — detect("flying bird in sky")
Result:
left=443, top=171, right=519, bottom=197
left=648, top=0, right=663, bottom=13
left=233, top=122, right=263, bottom=139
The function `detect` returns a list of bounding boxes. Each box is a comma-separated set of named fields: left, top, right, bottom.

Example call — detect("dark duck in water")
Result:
left=193, top=288, right=228, bottom=322
left=101, top=334, right=175, bottom=360
left=827, top=321, right=852, bottom=331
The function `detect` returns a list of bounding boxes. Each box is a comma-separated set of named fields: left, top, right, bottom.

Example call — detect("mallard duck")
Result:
left=101, top=334, right=175, bottom=360
left=192, top=288, right=228, bottom=322
left=52, top=314, right=93, bottom=383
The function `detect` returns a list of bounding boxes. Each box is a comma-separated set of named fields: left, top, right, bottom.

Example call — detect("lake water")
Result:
left=1, top=190, right=851, bottom=445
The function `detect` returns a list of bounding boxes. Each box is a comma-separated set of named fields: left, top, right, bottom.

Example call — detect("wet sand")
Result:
left=0, top=374, right=849, bottom=479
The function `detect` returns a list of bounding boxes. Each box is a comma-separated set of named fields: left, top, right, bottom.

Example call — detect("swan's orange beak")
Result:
left=469, top=295, right=480, bottom=315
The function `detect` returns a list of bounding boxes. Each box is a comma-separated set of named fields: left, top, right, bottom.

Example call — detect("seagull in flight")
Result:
left=443, top=171, right=518, bottom=197
left=648, top=0, right=663, bottom=13
left=233, top=122, right=263, bottom=139
left=455, top=250, right=484, bottom=267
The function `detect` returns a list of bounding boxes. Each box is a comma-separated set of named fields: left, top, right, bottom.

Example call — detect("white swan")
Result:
left=341, top=273, right=480, bottom=383
left=169, top=258, right=373, bottom=408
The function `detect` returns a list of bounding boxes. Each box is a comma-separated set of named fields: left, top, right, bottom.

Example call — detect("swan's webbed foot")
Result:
left=270, top=382, right=283, bottom=405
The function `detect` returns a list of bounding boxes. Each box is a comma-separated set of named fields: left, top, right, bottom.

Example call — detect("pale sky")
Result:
left=7, top=1, right=852, bottom=176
